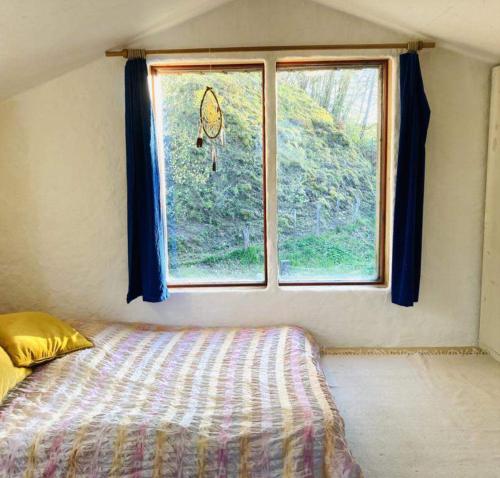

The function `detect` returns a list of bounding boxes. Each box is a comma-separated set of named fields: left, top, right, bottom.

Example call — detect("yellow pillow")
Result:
left=0, top=345, right=31, bottom=403
left=0, top=312, right=93, bottom=367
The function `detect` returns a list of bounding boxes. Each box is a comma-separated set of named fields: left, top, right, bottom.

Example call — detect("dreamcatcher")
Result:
left=196, top=86, right=225, bottom=172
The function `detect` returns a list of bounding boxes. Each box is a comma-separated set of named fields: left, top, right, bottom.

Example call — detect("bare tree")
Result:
left=359, top=71, right=376, bottom=140
left=332, top=70, right=354, bottom=121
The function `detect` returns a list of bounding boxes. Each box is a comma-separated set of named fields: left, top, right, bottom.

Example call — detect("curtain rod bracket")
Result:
left=407, top=40, right=423, bottom=52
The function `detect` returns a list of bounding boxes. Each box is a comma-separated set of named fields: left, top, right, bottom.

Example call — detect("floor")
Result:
left=321, top=354, right=500, bottom=478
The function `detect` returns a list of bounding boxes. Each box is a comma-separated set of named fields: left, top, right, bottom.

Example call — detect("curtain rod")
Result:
left=105, top=41, right=435, bottom=58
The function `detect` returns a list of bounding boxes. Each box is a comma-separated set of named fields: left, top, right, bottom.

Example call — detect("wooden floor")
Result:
left=321, top=354, right=500, bottom=477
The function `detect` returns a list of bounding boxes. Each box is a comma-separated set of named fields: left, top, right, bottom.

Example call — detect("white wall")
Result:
left=480, top=67, right=500, bottom=360
left=0, top=0, right=491, bottom=347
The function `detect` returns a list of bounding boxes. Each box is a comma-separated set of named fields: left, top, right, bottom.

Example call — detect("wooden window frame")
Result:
left=150, top=62, right=268, bottom=288
left=150, top=59, right=388, bottom=289
left=275, top=59, right=389, bottom=287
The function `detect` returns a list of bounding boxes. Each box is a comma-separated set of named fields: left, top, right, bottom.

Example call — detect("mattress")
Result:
left=0, top=321, right=362, bottom=477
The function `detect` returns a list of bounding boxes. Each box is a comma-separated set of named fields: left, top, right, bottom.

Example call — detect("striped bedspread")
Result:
left=0, top=321, right=362, bottom=477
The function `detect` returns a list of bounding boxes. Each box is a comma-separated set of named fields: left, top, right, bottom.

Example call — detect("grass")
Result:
left=169, top=220, right=376, bottom=281
left=169, top=245, right=265, bottom=282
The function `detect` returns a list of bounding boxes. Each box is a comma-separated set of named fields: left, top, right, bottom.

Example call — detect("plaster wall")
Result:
left=480, top=67, right=500, bottom=359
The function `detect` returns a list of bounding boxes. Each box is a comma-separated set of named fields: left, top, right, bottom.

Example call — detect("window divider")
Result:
left=264, top=58, right=279, bottom=289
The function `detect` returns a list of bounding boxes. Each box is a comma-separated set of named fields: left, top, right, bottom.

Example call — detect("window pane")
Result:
left=156, top=68, right=265, bottom=284
left=277, top=65, right=383, bottom=283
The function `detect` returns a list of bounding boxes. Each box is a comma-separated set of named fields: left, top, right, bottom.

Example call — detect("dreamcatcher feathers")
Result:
left=196, top=86, right=225, bottom=172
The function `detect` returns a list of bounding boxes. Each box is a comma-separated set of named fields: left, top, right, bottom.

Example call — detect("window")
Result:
left=151, top=59, right=387, bottom=288
left=151, top=64, right=266, bottom=286
left=276, top=61, right=387, bottom=285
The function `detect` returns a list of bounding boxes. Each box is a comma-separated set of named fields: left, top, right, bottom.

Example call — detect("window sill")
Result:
left=167, top=283, right=268, bottom=293
left=278, top=283, right=389, bottom=291
left=166, top=282, right=388, bottom=293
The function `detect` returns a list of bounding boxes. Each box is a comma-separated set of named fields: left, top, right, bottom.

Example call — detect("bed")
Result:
left=0, top=321, right=362, bottom=477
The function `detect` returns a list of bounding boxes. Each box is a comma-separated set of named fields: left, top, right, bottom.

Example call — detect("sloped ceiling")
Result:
left=314, top=0, right=500, bottom=63
left=0, top=0, right=231, bottom=100
left=1, top=0, right=498, bottom=101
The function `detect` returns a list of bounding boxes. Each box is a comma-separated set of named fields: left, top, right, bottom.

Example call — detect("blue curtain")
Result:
left=392, top=52, right=431, bottom=307
left=125, top=58, right=168, bottom=303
